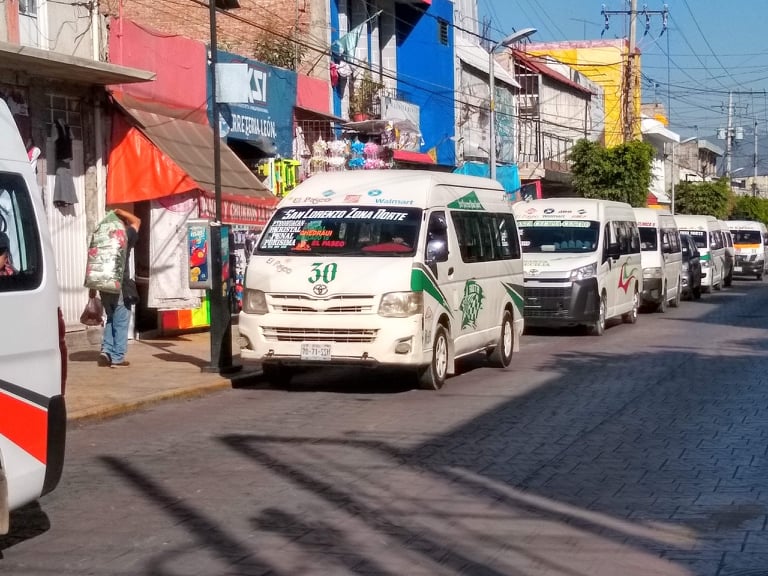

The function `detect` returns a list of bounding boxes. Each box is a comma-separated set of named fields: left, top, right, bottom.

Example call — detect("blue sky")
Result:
left=478, top=0, right=768, bottom=170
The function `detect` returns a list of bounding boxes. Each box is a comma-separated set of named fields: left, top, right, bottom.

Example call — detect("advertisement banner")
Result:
left=209, top=51, right=298, bottom=158
left=187, top=219, right=212, bottom=289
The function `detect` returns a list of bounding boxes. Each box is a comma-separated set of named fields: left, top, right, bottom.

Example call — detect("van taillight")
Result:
left=58, top=307, right=67, bottom=394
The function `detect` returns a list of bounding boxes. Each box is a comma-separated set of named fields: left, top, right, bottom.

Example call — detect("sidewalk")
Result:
left=65, top=328, right=262, bottom=422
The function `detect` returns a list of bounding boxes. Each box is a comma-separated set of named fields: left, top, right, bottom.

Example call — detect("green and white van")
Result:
left=239, top=170, right=525, bottom=390
left=633, top=208, right=683, bottom=312
left=674, top=214, right=725, bottom=292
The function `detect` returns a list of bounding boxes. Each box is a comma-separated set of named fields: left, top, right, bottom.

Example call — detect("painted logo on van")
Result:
left=618, top=261, right=639, bottom=293
left=459, top=280, right=485, bottom=329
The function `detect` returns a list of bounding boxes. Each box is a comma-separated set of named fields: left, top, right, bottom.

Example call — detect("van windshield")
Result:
left=257, top=206, right=423, bottom=256
left=679, top=229, right=707, bottom=249
left=732, top=230, right=761, bottom=244
left=639, top=227, right=658, bottom=251
left=516, top=220, right=600, bottom=253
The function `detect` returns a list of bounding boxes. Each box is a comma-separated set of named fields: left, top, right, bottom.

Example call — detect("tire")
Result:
left=589, top=294, right=606, bottom=336
left=669, top=280, right=681, bottom=308
left=262, top=363, right=293, bottom=386
left=757, top=272, right=763, bottom=281
left=419, top=325, right=449, bottom=390
left=656, top=283, right=667, bottom=313
left=623, top=288, right=639, bottom=324
left=488, top=310, right=514, bottom=368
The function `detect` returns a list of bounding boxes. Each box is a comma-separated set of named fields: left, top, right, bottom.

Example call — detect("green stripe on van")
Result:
left=411, top=264, right=453, bottom=316
left=502, top=282, right=525, bottom=316
left=700, top=253, right=711, bottom=261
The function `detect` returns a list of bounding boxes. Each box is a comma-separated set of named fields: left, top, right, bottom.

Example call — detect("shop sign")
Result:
left=198, top=191, right=278, bottom=226
left=210, top=51, right=297, bottom=158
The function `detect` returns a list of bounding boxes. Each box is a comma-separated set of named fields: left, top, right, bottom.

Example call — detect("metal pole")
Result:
left=726, top=90, right=733, bottom=177
left=671, top=142, right=676, bottom=214
left=489, top=47, right=496, bottom=181
left=754, top=120, right=759, bottom=197
left=207, top=0, right=236, bottom=374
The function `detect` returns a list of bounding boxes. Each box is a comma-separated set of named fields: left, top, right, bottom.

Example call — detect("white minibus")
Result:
left=633, top=208, right=682, bottom=312
left=674, top=215, right=725, bottom=292
left=0, top=99, right=66, bottom=534
left=239, top=170, right=525, bottom=390
left=727, top=220, right=766, bottom=281
left=513, top=198, right=642, bottom=335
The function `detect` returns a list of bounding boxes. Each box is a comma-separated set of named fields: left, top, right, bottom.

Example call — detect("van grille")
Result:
left=261, top=327, right=379, bottom=343
left=269, top=293, right=375, bottom=313
left=525, top=286, right=572, bottom=318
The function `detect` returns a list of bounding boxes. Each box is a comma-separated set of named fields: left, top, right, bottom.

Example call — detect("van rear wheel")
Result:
left=488, top=310, right=514, bottom=368
left=656, top=283, right=667, bottom=313
left=670, top=281, right=680, bottom=307
left=419, top=325, right=448, bottom=390
left=623, top=289, right=639, bottom=324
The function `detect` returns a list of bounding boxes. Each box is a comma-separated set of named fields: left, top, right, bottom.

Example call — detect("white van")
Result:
left=0, top=99, right=66, bottom=534
left=513, top=198, right=642, bottom=335
left=674, top=214, right=725, bottom=292
left=718, top=220, right=735, bottom=287
left=633, top=208, right=683, bottom=311
left=727, top=220, right=766, bottom=280
left=239, top=170, right=525, bottom=390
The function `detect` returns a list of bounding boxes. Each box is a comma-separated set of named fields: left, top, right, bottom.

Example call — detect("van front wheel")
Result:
left=590, top=295, right=607, bottom=336
left=488, top=310, right=514, bottom=368
left=419, top=325, right=448, bottom=390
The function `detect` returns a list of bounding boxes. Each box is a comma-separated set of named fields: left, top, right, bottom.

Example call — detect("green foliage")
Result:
left=674, top=179, right=732, bottom=219
left=731, top=195, right=768, bottom=225
left=252, top=31, right=306, bottom=71
left=569, top=139, right=655, bottom=207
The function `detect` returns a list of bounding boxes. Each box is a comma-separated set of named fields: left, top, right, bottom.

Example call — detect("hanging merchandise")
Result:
left=363, top=142, right=387, bottom=169
left=277, top=159, right=300, bottom=194
left=327, top=139, right=348, bottom=171
left=311, top=137, right=328, bottom=174
left=257, top=159, right=277, bottom=195
left=348, top=138, right=365, bottom=169
left=52, top=118, right=78, bottom=207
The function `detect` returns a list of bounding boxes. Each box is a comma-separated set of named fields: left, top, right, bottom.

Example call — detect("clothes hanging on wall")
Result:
left=51, top=118, right=78, bottom=207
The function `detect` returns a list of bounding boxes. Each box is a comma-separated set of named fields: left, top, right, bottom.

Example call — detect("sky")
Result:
left=477, top=0, right=768, bottom=172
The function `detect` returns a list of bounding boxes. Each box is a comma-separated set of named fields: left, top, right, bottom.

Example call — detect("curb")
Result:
left=67, top=381, right=233, bottom=423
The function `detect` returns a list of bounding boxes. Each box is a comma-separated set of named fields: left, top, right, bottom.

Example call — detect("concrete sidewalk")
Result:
left=65, top=329, right=262, bottom=422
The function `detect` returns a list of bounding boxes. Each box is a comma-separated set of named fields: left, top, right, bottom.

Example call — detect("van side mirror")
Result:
left=607, top=242, right=621, bottom=259
left=427, top=238, right=448, bottom=263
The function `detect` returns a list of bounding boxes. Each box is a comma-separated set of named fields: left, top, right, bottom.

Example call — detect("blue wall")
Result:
left=396, top=0, right=455, bottom=167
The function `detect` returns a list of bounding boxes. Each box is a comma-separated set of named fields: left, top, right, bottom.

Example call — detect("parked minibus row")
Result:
left=238, top=171, right=768, bottom=399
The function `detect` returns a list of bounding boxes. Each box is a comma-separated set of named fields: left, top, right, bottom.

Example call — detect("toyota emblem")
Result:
left=313, top=283, right=328, bottom=296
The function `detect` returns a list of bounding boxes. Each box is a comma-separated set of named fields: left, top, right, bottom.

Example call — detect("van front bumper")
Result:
left=238, top=312, right=427, bottom=368
left=523, top=277, right=599, bottom=327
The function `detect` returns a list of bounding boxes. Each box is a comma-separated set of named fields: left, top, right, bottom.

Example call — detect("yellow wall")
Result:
left=526, top=40, right=640, bottom=147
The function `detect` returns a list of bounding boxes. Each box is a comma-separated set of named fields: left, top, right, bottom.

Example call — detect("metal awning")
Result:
left=0, top=40, right=155, bottom=85
left=120, top=105, right=271, bottom=198
left=456, top=42, right=521, bottom=89
left=294, top=105, right=347, bottom=124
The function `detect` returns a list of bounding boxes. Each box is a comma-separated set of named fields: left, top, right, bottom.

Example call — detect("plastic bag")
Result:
left=79, top=295, right=104, bottom=326
left=84, top=211, right=127, bottom=293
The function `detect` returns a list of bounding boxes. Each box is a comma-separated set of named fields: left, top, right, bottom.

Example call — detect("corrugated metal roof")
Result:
left=512, top=50, right=593, bottom=96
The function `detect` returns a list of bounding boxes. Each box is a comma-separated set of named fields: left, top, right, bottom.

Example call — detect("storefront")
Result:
left=107, top=98, right=277, bottom=336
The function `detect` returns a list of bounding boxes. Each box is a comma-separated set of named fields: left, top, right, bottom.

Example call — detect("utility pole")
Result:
left=725, top=91, right=733, bottom=177
left=753, top=120, right=759, bottom=197
left=601, top=2, right=668, bottom=142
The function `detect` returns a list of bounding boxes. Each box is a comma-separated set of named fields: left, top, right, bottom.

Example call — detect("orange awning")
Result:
left=107, top=106, right=271, bottom=204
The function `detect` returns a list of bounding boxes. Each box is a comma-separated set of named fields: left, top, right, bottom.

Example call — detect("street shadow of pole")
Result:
left=99, top=456, right=279, bottom=576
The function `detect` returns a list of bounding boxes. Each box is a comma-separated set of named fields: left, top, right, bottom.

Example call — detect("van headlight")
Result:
left=243, top=289, right=268, bottom=314
left=643, top=267, right=663, bottom=279
left=378, top=291, right=423, bottom=317
left=569, top=263, right=597, bottom=281
left=701, top=259, right=710, bottom=268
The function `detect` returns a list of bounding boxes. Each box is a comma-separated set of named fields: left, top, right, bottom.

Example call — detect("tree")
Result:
left=674, top=179, right=732, bottom=219
left=569, top=139, right=655, bottom=207
left=731, top=195, right=768, bottom=225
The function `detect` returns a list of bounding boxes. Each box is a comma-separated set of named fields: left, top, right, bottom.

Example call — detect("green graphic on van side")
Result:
left=460, top=280, right=485, bottom=329
left=411, top=264, right=453, bottom=316
left=501, top=282, right=525, bottom=316
left=447, top=191, right=484, bottom=211
left=699, top=253, right=711, bottom=261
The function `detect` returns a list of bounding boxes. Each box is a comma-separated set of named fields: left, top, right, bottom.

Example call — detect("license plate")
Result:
left=300, top=342, right=332, bottom=361
left=734, top=266, right=742, bottom=273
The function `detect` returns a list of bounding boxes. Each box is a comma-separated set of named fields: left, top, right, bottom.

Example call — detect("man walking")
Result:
left=96, top=208, right=141, bottom=368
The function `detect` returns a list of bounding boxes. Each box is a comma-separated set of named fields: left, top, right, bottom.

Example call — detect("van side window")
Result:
left=626, top=221, right=640, bottom=253
left=0, top=172, right=43, bottom=292
left=451, top=211, right=520, bottom=263
left=425, top=211, right=448, bottom=263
